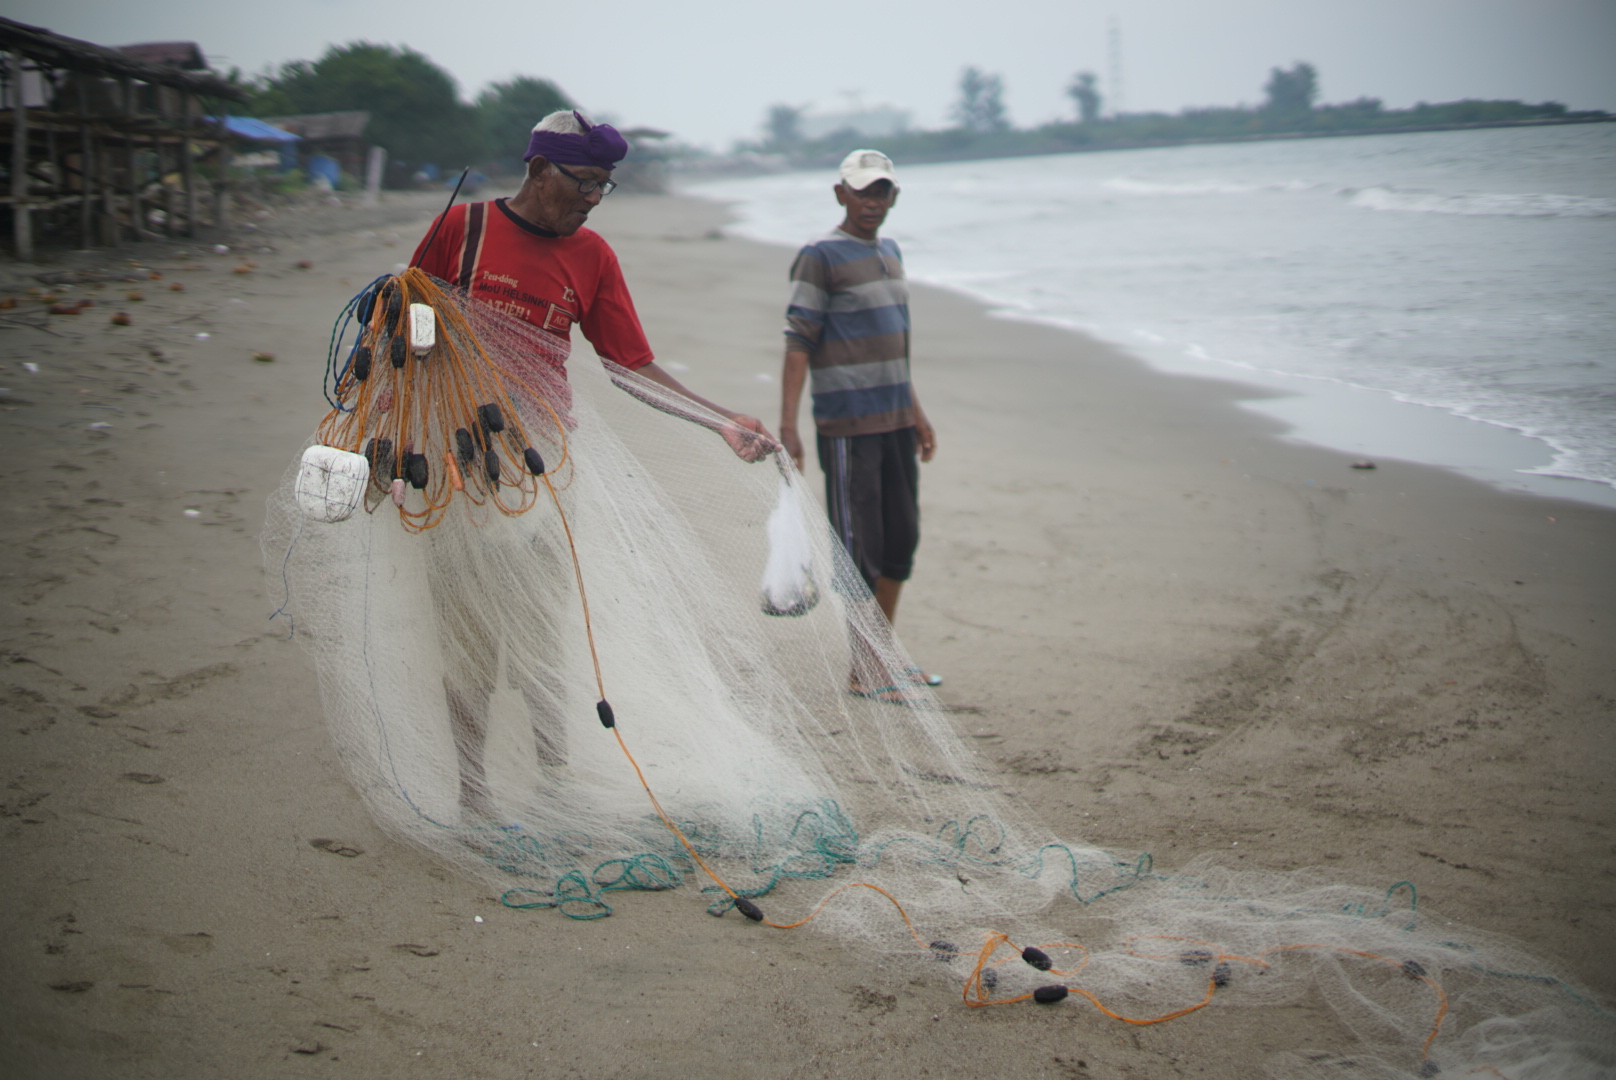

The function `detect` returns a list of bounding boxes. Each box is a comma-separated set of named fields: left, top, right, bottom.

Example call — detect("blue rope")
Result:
left=266, top=513, right=306, bottom=640
left=323, top=275, right=389, bottom=410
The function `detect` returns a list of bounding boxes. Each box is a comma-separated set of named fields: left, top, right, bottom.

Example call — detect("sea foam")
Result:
left=691, top=124, right=1616, bottom=503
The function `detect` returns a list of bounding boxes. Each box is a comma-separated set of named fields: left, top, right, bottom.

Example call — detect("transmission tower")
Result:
left=1107, top=15, right=1125, bottom=117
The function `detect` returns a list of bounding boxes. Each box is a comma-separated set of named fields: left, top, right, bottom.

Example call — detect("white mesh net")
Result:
left=264, top=271, right=1614, bottom=1079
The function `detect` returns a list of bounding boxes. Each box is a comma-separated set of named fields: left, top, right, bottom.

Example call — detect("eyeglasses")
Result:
left=552, top=162, right=618, bottom=197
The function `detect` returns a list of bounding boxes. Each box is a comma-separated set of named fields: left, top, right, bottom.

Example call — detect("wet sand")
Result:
left=1, top=187, right=1611, bottom=1078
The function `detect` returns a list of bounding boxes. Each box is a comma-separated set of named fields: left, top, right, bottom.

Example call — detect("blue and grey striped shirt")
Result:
left=785, top=228, right=914, bottom=438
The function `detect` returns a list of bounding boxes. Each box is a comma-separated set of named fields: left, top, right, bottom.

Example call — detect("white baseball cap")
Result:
left=839, top=149, right=898, bottom=192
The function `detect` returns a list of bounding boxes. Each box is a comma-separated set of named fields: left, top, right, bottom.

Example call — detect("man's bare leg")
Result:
left=852, top=577, right=904, bottom=694
left=873, top=575, right=903, bottom=624
left=518, top=682, right=568, bottom=767
left=446, top=684, right=496, bottom=819
left=850, top=576, right=938, bottom=697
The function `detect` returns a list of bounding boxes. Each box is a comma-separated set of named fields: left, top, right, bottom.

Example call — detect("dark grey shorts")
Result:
left=817, top=427, right=920, bottom=589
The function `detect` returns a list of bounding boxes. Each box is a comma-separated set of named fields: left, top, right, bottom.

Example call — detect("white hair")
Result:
left=532, top=109, right=586, bottom=135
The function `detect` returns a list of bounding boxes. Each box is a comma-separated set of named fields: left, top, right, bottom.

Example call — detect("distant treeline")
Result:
left=746, top=63, right=1612, bottom=170
left=233, top=43, right=574, bottom=178
left=230, top=47, right=1612, bottom=180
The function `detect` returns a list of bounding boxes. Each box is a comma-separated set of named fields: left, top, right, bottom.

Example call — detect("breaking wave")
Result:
left=1104, top=176, right=1317, bottom=196
left=1347, top=186, right=1616, bottom=218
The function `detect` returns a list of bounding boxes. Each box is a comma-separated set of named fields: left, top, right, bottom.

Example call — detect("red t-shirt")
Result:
left=410, top=199, right=654, bottom=370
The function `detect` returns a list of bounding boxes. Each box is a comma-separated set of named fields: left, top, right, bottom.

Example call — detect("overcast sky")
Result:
left=22, top=0, right=1616, bottom=148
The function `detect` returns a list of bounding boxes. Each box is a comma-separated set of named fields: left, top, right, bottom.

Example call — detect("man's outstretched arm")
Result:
left=634, top=361, right=776, bottom=463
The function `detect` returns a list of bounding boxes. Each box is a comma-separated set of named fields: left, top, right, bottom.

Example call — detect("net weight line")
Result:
left=278, top=272, right=1609, bottom=1078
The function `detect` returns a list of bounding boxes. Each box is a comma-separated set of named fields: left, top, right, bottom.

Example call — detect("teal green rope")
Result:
left=494, top=810, right=1615, bottom=1023
left=1021, top=845, right=1155, bottom=903
left=594, top=853, right=682, bottom=893
left=554, top=870, right=613, bottom=919
left=1341, top=879, right=1417, bottom=928
left=1431, top=940, right=1616, bottom=1018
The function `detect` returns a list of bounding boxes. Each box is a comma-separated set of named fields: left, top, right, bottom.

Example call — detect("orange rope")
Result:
left=326, top=272, right=1460, bottom=1070
left=532, top=413, right=1454, bottom=1063
left=538, top=457, right=937, bottom=941
left=962, top=933, right=1213, bottom=1023
left=1260, top=943, right=1450, bottom=1057
left=959, top=929, right=1450, bottom=1060
left=319, top=269, right=567, bottom=531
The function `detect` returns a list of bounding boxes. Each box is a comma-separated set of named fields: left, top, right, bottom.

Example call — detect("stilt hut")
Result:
left=0, top=16, right=247, bottom=261
left=258, top=111, right=372, bottom=182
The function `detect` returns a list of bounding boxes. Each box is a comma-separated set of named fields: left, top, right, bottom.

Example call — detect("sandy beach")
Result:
left=1, top=187, right=1612, bottom=1078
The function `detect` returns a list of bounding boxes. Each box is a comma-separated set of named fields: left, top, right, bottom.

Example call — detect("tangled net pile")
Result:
left=266, top=269, right=1614, bottom=1079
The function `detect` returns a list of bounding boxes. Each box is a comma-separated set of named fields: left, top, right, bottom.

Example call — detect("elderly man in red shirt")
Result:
left=410, top=109, right=773, bottom=817
left=412, top=109, right=770, bottom=459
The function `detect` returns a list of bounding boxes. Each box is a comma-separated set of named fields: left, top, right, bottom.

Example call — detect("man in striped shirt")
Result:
left=779, top=150, right=940, bottom=698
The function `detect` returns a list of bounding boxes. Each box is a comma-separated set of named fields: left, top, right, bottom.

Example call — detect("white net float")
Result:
left=409, top=301, right=436, bottom=355
left=295, top=443, right=369, bottom=523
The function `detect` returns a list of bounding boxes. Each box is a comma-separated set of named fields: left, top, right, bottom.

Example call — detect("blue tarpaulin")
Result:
left=307, top=155, right=341, bottom=186
left=208, top=116, right=301, bottom=143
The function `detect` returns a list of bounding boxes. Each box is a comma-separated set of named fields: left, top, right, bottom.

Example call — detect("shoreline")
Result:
left=680, top=113, right=1616, bottom=177
left=987, top=304, right=1616, bottom=511
left=604, top=188, right=1616, bottom=978
left=1, top=188, right=1611, bottom=1078
left=687, top=162, right=1616, bottom=513
left=610, top=190, right=1616, bottom=979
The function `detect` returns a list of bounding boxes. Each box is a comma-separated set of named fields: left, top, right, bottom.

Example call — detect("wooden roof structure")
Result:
left=0, top=18, right=245, bottom=102
left=117, top=41, right=209, bottom=71
left=260, top=111, right=371, bottom=140
left=1, top=17, right=247, bottom=260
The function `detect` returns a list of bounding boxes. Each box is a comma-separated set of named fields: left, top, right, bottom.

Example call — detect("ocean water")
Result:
left=689, top=125, right=1616, bottom=508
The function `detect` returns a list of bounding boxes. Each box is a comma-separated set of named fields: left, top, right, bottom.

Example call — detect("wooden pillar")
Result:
left=101, top=132, right=119, bottom=248
left=122, top=77, right=139, bottom=242
left=126, top=132, right=143, bottom=240
left=159, top=132, right=175, bottom=238
left=97, top=101, right=117, bottom=248
left=181, top=91, right=196, bottom=237
left=90, top=81, right=117, bottom=248
left=78, top=76, right=94, bottom=248
left=44, top=90, right=61, bottom=244
left=364, top=144, right=385, bottom=207
left=215, top=105, right=231, bottom=231
left=124, top=78, right=157, bottom=242
left=11, top=51, right=33, bottom=262
left=155, top=86, right=173, bottom=238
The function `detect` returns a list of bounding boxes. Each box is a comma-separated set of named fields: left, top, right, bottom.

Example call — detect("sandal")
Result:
left=902, top=665, right=943, bottom=687
left=848, top=683, right=927, bottom=707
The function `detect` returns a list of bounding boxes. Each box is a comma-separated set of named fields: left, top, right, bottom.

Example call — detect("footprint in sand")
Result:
left=48, top=981, right=94, bottom=993
left=162, top=932, right=214, bottom=955
left=393, top=944, right=439, bottom=957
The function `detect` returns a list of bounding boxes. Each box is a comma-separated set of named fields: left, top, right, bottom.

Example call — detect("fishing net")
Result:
left=264, top=269, right=1614, bottom=1079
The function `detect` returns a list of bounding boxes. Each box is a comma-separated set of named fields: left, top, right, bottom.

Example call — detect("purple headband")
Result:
left=524, top=111, right=629, bottom=171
